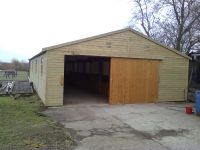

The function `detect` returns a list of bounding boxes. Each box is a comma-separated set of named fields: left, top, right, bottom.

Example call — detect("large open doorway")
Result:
left=64, top=55, right=110, bottom=104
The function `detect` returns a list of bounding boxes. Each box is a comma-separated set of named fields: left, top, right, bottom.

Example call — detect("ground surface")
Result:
left=0, top=96, right=73, bottom=150
left=44, top=102, right=200, bottom=150
left=0, top=71, right=28, bottom=81
left=64, top=87, right=108, bottom=105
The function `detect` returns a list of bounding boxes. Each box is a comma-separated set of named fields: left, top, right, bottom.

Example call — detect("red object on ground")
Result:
left=185, top=106, right=193, bottom=114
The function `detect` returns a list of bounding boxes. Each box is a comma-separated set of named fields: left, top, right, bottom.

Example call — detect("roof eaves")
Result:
left=42, top=28, right=130, bottom=51
left=42, top=27, right=191, bottom=60
left=127, top=28, right=191, bottom=60
left=29, top=51, right=46, bottom=61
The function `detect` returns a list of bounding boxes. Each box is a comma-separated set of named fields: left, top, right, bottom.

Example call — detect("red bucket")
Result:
left=185, top=106, right=193, bottom=114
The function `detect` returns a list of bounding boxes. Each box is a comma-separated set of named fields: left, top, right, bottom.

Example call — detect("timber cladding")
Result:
left=109, top=58, right=160, bottom=104
left=29, top=53, right=47, bottom=104
left=29, top=28, right=190, bottom=106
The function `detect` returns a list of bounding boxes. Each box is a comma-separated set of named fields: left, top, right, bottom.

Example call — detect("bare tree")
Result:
left=130, top=0, right=161, bottom=37
left=130, top=0, right=200, bottom=53
left=11, top=59, right=29, bottom=71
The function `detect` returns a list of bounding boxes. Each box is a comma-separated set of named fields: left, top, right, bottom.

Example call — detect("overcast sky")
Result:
left=0, top=0, right=132, bottom=62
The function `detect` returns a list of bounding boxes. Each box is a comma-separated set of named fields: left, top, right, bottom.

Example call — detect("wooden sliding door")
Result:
left=109, top=58, right=160, bottom=104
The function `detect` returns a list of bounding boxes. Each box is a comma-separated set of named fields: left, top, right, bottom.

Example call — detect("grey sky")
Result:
left=0, top=0, right=132, bottom=62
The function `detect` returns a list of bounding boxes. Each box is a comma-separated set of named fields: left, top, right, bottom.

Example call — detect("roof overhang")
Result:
left=31, top=28, right=192, bottom=60
left=29, top=51, right=46, bottom=61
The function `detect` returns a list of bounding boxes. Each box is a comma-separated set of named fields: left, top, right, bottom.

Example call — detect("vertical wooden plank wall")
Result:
left=109, top=58, right=160, bottom=104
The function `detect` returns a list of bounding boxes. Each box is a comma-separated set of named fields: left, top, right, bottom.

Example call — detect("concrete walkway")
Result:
left=44, top=103, right=200, bottom=150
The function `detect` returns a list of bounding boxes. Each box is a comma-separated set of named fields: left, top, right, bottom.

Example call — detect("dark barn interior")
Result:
left=64, top=55, right=110, bottom=104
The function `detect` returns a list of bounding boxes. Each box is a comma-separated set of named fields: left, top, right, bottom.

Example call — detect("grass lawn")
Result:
left=0, top=71, right=28, bottom=81
left=0, top=95, right=73, bottom=150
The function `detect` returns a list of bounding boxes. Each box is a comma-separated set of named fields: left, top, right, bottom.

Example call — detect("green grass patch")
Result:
left=0, top=71, right=28, bottom=81
left=0, top=95, right=73, bottom=150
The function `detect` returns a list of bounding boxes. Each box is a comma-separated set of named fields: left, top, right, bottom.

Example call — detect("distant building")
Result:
left=188, top=50, right=200, bottom=85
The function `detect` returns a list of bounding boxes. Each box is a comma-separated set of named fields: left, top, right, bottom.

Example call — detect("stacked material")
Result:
left=0, top=81, right=15, bottom=94
left=0, top=81, right=33, bottom=95
left=12, top=81, right=33, bottom=94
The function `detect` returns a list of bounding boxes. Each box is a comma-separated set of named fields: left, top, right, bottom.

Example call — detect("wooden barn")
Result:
left=29, top=28, right=190, bottom=106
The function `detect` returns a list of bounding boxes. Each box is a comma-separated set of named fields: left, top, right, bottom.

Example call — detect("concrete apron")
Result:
left=44, top=103, right=200, bottom=150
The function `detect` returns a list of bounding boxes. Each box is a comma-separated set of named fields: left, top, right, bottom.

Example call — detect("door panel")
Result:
left=109, top=58, right=160, bottom=104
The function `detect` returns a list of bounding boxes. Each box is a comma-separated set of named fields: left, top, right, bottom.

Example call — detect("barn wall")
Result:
left=29, top=53, right=47, bottom=104
left=45, top=52, right=64, bottom=106
left=159, top=58, right=189, bottom=101
left=44, top=30, right=189, bottom=106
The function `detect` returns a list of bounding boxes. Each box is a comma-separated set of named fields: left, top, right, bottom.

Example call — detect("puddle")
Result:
left=155, top=129, right=189, bottom=138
